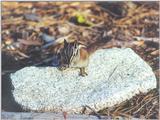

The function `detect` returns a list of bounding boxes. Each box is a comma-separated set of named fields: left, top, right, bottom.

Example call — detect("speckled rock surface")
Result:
left=10, top=48, right=157, bottom=113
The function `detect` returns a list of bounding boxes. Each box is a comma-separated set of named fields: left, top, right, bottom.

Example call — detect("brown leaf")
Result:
left=18, top=39, right=42, bottom=46
left=133, top=40, right=145, bottom=46
left=150, top=50, right=159, bottom=56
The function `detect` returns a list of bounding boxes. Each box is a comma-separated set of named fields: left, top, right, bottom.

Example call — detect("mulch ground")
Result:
left=2, top=2, right=159, bottom=119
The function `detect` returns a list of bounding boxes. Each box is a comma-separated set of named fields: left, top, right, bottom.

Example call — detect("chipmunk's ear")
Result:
left=73, top=40, right=78, bottom=48
left=64, top=39, right=68, bottom=47
left=64, top=39, right=67, bottom=43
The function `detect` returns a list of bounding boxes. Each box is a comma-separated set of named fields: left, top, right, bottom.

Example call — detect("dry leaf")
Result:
left=18, top=39, right=42, bottom=46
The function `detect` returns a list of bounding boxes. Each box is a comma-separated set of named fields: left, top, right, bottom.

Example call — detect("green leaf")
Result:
left=77, top=15, right=86, bottom=23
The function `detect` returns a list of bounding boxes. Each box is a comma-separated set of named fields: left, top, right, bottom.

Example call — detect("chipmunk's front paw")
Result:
left=58, top=66, right=67, bottom=71
left=80, top=68, right=88, bottom=77
left=80, top=72, right=88, bottom=77
left=81, top=72, right=88, bottom=77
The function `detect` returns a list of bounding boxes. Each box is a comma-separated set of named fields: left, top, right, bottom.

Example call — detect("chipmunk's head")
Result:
left=57, top=39, right=79, bottom=70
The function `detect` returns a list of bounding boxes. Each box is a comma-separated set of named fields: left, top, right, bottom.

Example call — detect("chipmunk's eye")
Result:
left=57, top=53, right=61, bottom=59
left=74, top=43, right=77, bottom=49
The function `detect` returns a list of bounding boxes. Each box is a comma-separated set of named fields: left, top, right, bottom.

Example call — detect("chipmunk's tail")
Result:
left=52, top=34, right=73, bottom=46
left=87, top=38, right=113, bottom=55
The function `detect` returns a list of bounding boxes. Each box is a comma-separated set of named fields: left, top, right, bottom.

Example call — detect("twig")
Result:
left=33, top=57, right=55, bottom=66
left=133, top=36, right=159, bottom=43
left=84, top=105, right=102, bottom=119
left=133, top=96, right=158, bottom=114
left=145, top=104, right=155, bottom=118
left=124, top=94, right=154, bottom=114
left=16, top=50, right=30, bottom=58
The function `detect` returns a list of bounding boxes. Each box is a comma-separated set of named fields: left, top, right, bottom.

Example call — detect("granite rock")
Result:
left=10, top=48, right=157, bottom=113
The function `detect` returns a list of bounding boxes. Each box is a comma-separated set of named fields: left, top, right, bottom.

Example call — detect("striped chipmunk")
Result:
left=52, top=35, right=110, bottom=76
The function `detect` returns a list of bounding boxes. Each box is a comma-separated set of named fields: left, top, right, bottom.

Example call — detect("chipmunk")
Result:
left=55, top=38, right=108, bottom=76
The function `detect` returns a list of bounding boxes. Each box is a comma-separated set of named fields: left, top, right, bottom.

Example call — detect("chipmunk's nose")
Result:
left=58, top=64, right=69, bottom=71
left=58, top=66, right=66, bottom=71
left=64, top=64, right=69, bottom=68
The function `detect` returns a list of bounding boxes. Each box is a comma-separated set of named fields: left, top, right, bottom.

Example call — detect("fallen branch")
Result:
left=133, top=36, right=159, bottom=43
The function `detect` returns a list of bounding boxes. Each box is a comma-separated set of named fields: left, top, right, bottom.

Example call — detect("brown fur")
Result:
left=77, top=41, right=107, bottom=76
left=79, top=48, right=89, bottom=61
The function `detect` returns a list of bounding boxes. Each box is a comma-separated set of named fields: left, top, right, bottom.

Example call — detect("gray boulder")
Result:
left=10, top=48, right=156, bottom=113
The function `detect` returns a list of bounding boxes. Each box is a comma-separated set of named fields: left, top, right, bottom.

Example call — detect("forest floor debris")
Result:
left=2, top=2, right=159, bottom=119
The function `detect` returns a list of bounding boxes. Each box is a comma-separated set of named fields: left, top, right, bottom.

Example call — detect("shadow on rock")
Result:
left=2, top=74, right=23, bottom=112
